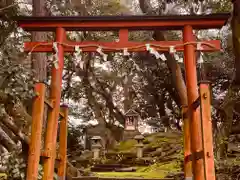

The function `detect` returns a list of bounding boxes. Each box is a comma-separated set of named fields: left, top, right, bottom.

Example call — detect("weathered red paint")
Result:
left=199, top=81, right=216, bottom=180
left=182, top=105, right=192, bottom=179
left=43, top=27, right=65, bottom=180
left=119, top=29, right=129, bottom=42
left=24, top=40, right=221, bottom=52
left=26, top=83, right=46, bottom=180
left=18, top=20, right=227, bottom=31
left=183, top=25, right=205, bottom=180
left=58, top=105, right=68, bottom=179
left=16, top=14, right=229, bottom=31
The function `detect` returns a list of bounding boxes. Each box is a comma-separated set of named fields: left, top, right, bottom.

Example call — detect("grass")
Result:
left=97, top=172, right=165, bottom=179
left=96, top=162, right=181, bottom=179
left=115, top=139, right=137, bottom=152
left=0, top=173, right=7, bottom=179
left=115, top=132, right=180, bottom=152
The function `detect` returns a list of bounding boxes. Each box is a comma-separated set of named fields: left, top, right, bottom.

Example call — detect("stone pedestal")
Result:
left=134, top=135, right=144, bottom=158
left=92, top=144, right=101, bottom=160
left=135, top=144, right=144, bottom=158
left=91, top=136, right=102, bottom=160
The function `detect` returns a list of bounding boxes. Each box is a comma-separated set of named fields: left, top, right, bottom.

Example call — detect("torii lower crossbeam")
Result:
left=25, top=40, right=221, bottom=52
left=16, top=13, right=230, bottom=180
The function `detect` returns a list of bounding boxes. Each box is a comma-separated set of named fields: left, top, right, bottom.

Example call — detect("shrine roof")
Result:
left=14, top=13, right=230, bottom=31
left=125, top=109, right=139, bottom=116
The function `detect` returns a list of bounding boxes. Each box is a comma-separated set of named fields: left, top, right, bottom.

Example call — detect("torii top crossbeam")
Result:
left=16, top=13, right=229, bottom=31
left=15, top=13, right=230, bottom=53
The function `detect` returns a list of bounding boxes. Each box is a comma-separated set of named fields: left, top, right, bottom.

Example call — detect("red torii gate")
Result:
left=16, top=13, right=229, bottom=180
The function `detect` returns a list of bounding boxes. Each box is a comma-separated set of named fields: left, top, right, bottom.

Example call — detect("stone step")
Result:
left=94, top=164, right=130, bottom=169
left=91, top=164, right=134, bottom=172
left=114, top=167, right=137, bottom=172
left=91, top=167, right=137, bottom=173
left=90, top=167, right=117, bottom=172
left=93, top=164, right=130, bottom=168
left=72, top=177, right=174, bottom=180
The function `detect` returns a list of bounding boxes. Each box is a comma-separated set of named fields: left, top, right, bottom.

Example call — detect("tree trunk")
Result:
left=216, top=85, right=237, bottom=159
left=0, top=145, right=7, bottom=154
left=123, top=75, right=134, bottom=112
left=32, top=0, right=47, bottom=82
left=0, top=126, right=16, bottom=151
left=215, top=0, right=240, bottom=158
left=30, top=0, right=48, bottom=158
left=138, top=0, right=188, bottom=107
left=232, top=0, right=240, bottom=85
left=0, top=0, right=14, bottom=7
left=77, top=55, right=125, bottom=148
left=81, top=69, right=108, bottom=148
left=4, top=98, right=32, bottom=135
left=0, top=112, right=30, bottom=144
left=153, top=32, right=188, bottom=106
left=0, top=91, right=32, bottom=135
left=214, top=0, right=240, bottom=159
left=0, top=123, right=17, bottom=143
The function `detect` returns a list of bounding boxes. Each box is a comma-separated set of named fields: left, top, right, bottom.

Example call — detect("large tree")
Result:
left=31, top=0, right=48, bottom=81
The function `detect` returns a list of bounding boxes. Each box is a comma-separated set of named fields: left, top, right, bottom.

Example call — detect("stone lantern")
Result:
left=134, top=135, right=144, bottom=158
left=124, top=109, right=139, bottom=131
left=91, top=136, right=102, bottom=160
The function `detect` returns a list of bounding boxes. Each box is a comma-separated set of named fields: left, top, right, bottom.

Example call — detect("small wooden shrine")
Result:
left=123, top=109, right=140, bottom=140
left=124, top=109, right=139, bottom=131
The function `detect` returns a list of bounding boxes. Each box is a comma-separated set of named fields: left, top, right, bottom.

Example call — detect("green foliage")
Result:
left=137, top=161, right=181, bottom=176
left=0, top=2, right=35, bottom=101
left=37, top=165, right=58, bottom=180
left=0, top=173, right=7, bottom=180
left=0, top=59, right=35, bottom=100
left=210, top=0, right=232, bottom=13
left=0, top=3, right=18, bottom=47
left=67, top=124, right=85, bottom=153
left=0, top=148, right=26, bottom=180
left=114, top=140, right=137, bottom=152
left=0, top=149, right=58, bottom=180
left=95, top=0, right=129, bottom=15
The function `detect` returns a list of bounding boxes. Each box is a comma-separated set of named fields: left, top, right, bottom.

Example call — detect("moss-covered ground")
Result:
left=96, top=161, right=181, bottom=179
left=95, top=132, right=183, bottom=179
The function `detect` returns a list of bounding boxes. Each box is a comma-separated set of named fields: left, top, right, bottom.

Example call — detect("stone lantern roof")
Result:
left=91, top=136, right=101, bottom=140
left=134, top=135, right=144, bottom=141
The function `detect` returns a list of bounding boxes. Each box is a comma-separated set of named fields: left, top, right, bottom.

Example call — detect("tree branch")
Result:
left=231, top=0, right=240, bottom=85
left=0, top=125, right=17, bottom=151
left=138, top=0, right=188, bottom=106
left=0, top=112, right=30, bottom=144
left=0, top=91, right=32, bottom=134
left=139, top=0, right=155, bottom=15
